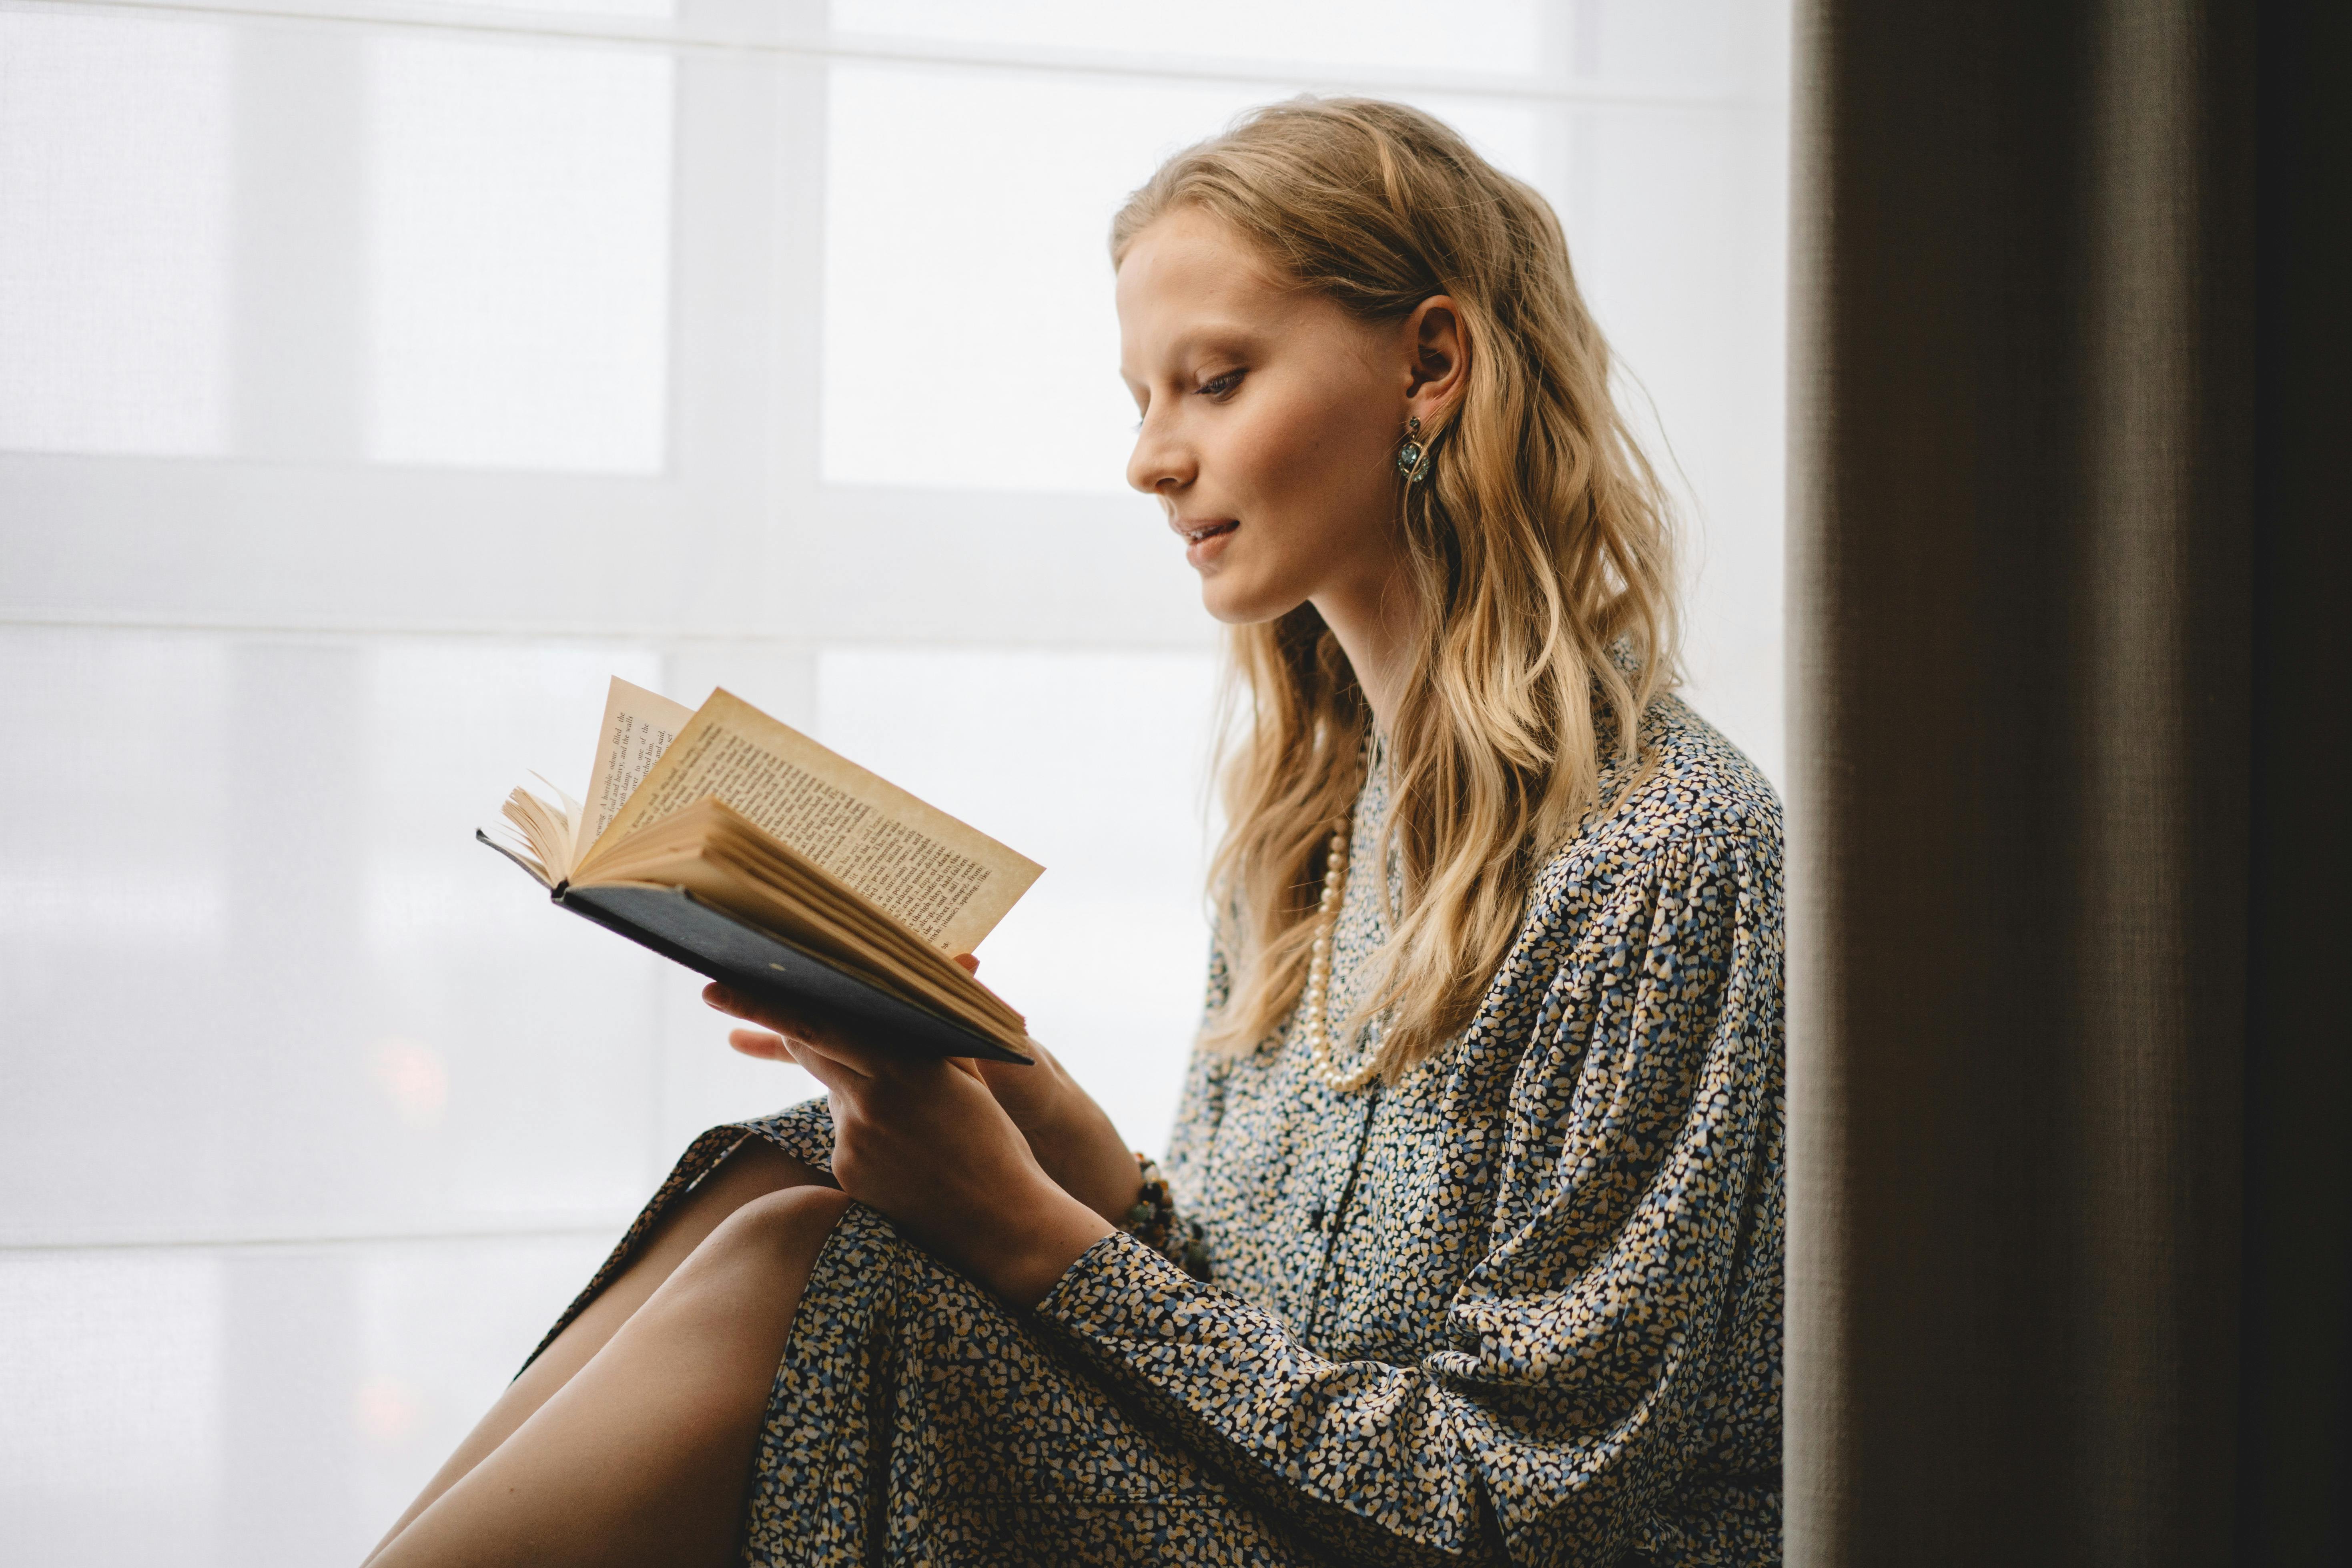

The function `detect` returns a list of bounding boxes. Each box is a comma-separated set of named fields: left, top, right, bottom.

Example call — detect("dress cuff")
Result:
left=1032, top=1227, right=1214, bottom=1337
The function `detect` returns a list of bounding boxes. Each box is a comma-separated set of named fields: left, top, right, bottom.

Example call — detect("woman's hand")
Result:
left=725, top=957, right=1145, bottom=1228
left=966, top=1044, right=1149, bottom=1227
left=706, top=983, right=1115, bottom=1306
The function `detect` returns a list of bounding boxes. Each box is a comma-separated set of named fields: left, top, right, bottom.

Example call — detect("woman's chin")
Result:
left=1197, top=576, right=1307, bottom=628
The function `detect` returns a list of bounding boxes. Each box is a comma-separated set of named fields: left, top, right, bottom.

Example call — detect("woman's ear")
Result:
left=1402, top=295, right=1468, bottom=417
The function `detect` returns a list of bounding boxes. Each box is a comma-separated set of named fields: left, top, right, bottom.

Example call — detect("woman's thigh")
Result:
left=370, top=1183, right=854, bottom=1568
left=366, top=1131, right=828, bottom=1562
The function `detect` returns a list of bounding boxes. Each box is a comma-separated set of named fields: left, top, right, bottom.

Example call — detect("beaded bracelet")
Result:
left=1119, top=1152, right=1212, bottom=1280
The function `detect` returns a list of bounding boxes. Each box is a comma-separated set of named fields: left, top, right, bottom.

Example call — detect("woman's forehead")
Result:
left=1118, top=211, right=1284, bottom=312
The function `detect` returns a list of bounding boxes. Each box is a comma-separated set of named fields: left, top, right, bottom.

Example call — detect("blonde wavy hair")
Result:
left=1112, top=97, right=1680, bottom=1080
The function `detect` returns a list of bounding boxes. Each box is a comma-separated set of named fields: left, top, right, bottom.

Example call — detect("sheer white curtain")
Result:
left=0, top=2, right=1789, bottom=1559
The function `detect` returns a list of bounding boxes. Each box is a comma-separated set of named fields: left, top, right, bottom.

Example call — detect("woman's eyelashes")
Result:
left=1127, top=370, right=1244, bottom=431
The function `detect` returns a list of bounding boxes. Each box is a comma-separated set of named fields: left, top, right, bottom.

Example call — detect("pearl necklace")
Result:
left=1302, top=812, right=1384, bottom=1094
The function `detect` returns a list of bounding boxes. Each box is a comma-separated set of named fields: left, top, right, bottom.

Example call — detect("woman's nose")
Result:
left=1126, top=413, right=1192, bottom=495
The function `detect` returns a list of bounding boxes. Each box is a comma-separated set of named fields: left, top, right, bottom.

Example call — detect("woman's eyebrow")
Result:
left=1176, top=327, right=1270, bottom=359
left=1120, top=321, right=1269, bottom=390
left=1163, top=321, right=1269, bottom=362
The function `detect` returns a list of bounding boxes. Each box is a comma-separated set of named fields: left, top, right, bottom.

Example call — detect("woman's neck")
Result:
left=1311, top=565, right=1419, bottom=737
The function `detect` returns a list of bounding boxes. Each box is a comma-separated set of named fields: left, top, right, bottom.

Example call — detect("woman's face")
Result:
left=1116, top=209, right=1419, bottom=628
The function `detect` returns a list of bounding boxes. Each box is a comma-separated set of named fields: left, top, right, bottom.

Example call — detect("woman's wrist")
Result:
left=1033, top=1099, right=1151, bottom=1223
left=984, top=1181, right=1115, bottom=1308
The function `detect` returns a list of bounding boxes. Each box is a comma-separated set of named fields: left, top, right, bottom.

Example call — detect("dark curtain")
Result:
left=1786, top=0, right=2349, bottom=1562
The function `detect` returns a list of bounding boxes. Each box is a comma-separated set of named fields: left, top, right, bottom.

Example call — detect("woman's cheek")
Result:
left=1228, top=402, right=1313, bottom=495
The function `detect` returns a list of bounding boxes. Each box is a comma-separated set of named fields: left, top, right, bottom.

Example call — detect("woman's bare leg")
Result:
left=365, top=1181, right=853, bottom=1568
left=364, top=1139, right=832, bottom=1563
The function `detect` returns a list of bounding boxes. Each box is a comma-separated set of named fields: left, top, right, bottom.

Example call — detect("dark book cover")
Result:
left=478, top=831, right=1032, bottom=1065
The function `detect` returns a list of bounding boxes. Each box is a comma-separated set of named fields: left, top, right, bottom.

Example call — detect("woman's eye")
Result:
left=1198, top=370, right=1244, bottom=399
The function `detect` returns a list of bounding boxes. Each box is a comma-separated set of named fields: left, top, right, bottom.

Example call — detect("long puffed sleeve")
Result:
left=1033, top=816, right=1785, bottom=1567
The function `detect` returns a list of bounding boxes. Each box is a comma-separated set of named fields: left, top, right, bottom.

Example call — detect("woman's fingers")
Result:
left=702, top=981, right=810, bottom=1038
left=728, top=1028, right=789, bottom=1061
left=708, top=981, right=989, bottom=1101
left=780, top=1035, right=859, bottom=1099
left=704, top=981, right=907, bottom=1083
left=780, top=1018, right=896, bottom=1082
left=704, top=983, right=844, bottom=1056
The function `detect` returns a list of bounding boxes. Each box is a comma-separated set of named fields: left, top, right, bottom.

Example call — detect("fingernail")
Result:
left=705, top=985, right=733, bottom=1008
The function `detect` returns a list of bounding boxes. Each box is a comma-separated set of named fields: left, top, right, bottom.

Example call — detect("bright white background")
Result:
left=0, top=1, right=1789, bottom=1559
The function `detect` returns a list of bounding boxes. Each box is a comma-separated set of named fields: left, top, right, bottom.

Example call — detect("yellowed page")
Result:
left=589, top=688, right=1043, bottom=953
left=572, top=677, right=698, bottom=872
left=493, top=786, right=570, bottom=886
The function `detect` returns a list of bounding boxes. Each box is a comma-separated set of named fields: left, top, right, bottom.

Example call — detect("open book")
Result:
left=481, top=678, right=1045, bottom=1063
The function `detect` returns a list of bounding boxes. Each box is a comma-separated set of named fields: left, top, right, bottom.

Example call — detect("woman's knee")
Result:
left=665, top=1137, right=831, bottom=1243
left=640, top=1186, right=853, bottom=1349
left=692, top=1184, right=854, bottom=1279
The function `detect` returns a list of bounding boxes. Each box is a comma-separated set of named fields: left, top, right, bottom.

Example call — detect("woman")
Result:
left=367, top=97, right=1784, bottom=1568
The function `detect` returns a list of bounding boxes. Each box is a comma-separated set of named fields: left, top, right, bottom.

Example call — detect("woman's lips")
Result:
left=1176, top=519, right=1238, bottom=569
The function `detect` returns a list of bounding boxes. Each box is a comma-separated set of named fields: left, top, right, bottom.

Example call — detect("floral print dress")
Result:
left=529, top=694, right=1785, bottom=1567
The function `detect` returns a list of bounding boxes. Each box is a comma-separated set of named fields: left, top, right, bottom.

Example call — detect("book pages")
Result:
left=573, top=677, right=697, bottom=871
left=588, top=688, right=1043, bottom=954
left=576, top=798, right=1025, bottom=1041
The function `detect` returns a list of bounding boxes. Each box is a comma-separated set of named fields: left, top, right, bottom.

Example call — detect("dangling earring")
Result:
left=1395, top=415, right=1432, bottom=483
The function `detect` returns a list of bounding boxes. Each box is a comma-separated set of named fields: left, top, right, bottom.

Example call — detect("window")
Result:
left=0, top=2, right=1789, bottom=1557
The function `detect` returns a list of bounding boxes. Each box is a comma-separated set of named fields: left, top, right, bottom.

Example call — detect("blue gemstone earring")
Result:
left=1395, top=416, right=1432, bottom=483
